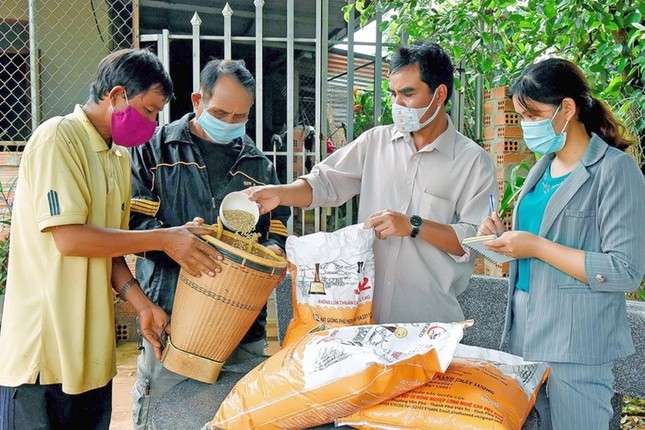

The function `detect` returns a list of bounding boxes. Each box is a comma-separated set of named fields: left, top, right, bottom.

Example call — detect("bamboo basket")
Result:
left=161, top=220, right=287, bottom=383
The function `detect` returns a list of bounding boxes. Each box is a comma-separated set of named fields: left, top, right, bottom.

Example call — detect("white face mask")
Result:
left=392, top=89, right=441, bottom=133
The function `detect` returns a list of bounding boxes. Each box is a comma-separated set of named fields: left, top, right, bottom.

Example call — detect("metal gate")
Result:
left=140, top=0, right=395, bottom=236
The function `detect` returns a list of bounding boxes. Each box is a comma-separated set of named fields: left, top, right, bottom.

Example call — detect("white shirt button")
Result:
left=595, top=274, right=606, bottom=283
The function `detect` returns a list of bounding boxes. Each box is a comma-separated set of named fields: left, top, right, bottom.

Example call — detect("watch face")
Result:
left=410, top=215, right=423, bottom=227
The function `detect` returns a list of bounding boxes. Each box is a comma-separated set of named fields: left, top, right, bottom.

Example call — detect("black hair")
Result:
left=389, top=42, right=454, bottom=104
left=508, top=57, right=634, bottom=151
left=200, top=59, right=255, bottom=100
left=89, top=48, right=174, bottom=103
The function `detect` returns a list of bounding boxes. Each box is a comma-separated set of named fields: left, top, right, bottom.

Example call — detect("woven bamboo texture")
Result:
left=162, top=224, right=287, bottom=382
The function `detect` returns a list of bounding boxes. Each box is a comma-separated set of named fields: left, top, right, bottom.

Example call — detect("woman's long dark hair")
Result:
left=508, top=58, right=634, bottom=151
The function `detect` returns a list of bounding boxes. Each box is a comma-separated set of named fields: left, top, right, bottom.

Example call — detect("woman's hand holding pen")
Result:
left=476, top=197, right=542, bottom=259
left=477, top=211, right=505, bottom=237
left=478, top=193, right=505, bottom=237
left=476, top=213, right=514, bottom=257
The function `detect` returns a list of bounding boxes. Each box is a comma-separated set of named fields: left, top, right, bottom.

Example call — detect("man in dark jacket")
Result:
left=128, top=58, right=290, bottom=429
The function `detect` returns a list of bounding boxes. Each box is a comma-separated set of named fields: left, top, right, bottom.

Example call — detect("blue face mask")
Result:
left=197, top=109, right=246, bottom=143
left=520, top=105, right=569, bottom=155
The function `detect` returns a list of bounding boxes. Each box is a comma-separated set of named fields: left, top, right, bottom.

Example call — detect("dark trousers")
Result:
left=1, top=386, right=9, bottom=430
left=4, top=379, right=112, bottom=430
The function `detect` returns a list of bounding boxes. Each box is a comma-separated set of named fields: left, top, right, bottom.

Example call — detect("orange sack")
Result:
left=336, top=344, right=550, bottom=430
left=282, top=223, right=376, bottom=347
left=208, top=322, right=465, bottom=430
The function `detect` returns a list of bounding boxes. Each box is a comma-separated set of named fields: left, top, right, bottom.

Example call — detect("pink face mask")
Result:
left=110, top=91, right=157, bottom=147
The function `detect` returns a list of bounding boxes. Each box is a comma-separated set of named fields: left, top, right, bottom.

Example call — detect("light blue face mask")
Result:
left=197, top=109, right=246, bottom=143
left=520, top=104, right=569, bottom=155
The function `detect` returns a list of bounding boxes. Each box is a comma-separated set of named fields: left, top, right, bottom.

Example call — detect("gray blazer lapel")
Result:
left=539, top=135, right=608, bottom=236
left=539, top=166, right=589, bottom=235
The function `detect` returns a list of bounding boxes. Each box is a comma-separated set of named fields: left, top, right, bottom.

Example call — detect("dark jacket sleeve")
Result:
left=129, top=134, right=176, bottom=266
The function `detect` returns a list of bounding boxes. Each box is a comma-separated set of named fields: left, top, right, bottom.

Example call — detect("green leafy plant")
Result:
left=0, top=177, right=16, bottom=296
left=498, top=162, right=530, bottom=219
left=638, top=282, right=645, bottom=301
left=352, top=82, right=393, bottom=138
left=0, top=229, right=9, bottom=295
left=628, top=279, right=645, bottom=301
left=346, top=0, right=644, bottom=167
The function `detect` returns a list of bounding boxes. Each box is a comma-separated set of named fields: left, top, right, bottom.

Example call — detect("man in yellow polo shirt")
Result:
left=0, top=49, right=224, bottom=429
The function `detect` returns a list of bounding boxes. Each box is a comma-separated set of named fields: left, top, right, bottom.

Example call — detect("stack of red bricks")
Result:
left=113, top=255, right=139, bottom=342
left=478, top=86, right=536, bottom=277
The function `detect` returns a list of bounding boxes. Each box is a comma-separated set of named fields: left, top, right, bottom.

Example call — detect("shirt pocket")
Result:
left=418, top=191, right=457, bottom=224
left=564, top=209, right=595, bottom=218
left=561, top=209, right=597, bottom=248
left=558, top=282, right=593, bottom=293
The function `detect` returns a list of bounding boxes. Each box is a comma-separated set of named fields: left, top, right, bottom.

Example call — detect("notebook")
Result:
left=462, top=234, right=516, bottom=264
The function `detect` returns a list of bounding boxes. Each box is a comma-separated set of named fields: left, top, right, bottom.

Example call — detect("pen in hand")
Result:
left=488, top=193, right=496, bottom=217
left=488, top=193, right=499, bottom=238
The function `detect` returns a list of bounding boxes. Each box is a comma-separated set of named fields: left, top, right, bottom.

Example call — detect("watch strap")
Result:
left=410, top=215, right=422, bottom=238
left=410, top=225, right=420, bottom=238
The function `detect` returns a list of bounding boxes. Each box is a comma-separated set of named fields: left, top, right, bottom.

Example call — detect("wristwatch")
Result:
left=409, top=215, right=423, bottom=238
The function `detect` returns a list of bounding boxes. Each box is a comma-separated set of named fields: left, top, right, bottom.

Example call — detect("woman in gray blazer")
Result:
left=479, top=58, right=645, bottom=430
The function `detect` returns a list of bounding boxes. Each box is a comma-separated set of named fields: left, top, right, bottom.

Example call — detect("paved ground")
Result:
left=110, top=339, right=281, bottom=430
left=111, top=342, right=139, bottom=430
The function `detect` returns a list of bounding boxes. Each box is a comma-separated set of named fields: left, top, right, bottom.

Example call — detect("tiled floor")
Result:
left=110, top=338, right=280, bottom=430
